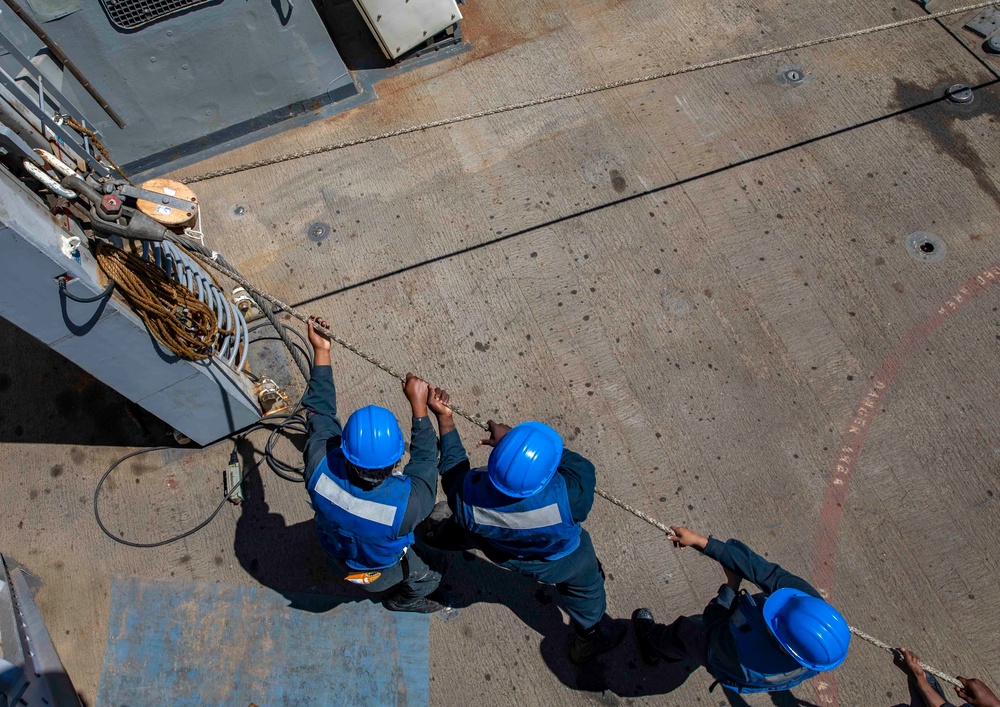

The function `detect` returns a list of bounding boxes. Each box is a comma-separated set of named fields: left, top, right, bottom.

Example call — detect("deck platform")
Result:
left=1, top=0, right=998, bottom=704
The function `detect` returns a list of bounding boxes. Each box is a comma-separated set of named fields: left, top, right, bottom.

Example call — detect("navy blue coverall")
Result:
left=302, top=364, right=440, bottom=599
left=646, top=537, right=821, bottom=681
left=436, top=426, right=607, bottom=630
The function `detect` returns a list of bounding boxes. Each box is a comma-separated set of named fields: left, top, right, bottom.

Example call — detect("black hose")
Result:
left=94, top=319, right=313, bottom=546
left=93, top=443, right=265, bottom=549
left=58, top=277, right=115, bottom=303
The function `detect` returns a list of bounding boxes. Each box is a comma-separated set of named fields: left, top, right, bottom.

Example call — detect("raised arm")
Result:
left=428, top=386, right=470, bottom=507
left=302, top=317, right=343, bottom=478
left=398, top=374, right=440, bottom=534
left=667, top=527, right=820, bottom=598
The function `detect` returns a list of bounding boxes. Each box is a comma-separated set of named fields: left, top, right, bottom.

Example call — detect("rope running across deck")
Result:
left=181, top=0, right=998, bottom=184
left=185, top=247, right=961, bottom=687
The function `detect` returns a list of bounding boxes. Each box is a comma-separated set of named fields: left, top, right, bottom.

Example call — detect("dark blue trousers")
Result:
left=427, top=516, right=605, bottom=630
left=496, top=528, right=607, bottom=630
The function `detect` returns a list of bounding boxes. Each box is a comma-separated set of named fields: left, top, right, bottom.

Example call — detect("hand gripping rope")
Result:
left=185, top=248, right=962, bottom=687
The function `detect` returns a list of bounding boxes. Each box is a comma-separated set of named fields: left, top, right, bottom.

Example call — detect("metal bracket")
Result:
left=964, top=5, right=1000, bottom=37
left=0, top=127, right=43, bottom=165
left=232, top=286, right=263, bottom=321
left=59, top=234, right=82, bottom=261
left=254, top=377, right=290, bottom=415
left=404, top=22, right=463, bottom=61
left=108, top=181, right=196, bottom=211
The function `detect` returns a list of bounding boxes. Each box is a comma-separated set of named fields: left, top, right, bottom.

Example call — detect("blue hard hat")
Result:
left=763, top=588, right=851, bottom=672
left=341, top=405, right=405, bottom=470
left=487, top=421, right=564, bottom=497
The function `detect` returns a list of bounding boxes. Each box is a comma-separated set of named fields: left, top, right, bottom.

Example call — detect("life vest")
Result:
left=707, top=591, right=818, bottom=694
left=454, top=468, right=581, bottom=561
left=307, top=450, right=412, bottom=571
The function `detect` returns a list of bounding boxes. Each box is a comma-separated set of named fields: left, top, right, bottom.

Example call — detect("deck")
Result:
left=1, top=0, right=999, bottom=704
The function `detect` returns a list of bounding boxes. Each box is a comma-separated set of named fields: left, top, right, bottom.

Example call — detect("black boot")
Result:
left=631, top=608, right=662, bottom=666
left=383, top=594, right=449, bottom=613
left=568, top=618, right=627, bottom=664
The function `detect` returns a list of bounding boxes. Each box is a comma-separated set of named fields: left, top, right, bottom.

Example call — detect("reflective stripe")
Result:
left=314, top=474, right=397, bottom=527
left=472, top=503, right=563, bottom=530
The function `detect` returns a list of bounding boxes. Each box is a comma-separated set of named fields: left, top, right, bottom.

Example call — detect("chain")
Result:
left=181, top=1, right=998, bottom=184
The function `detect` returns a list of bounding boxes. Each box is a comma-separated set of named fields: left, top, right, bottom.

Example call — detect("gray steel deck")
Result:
left=1, top=0, right=998, bottom=704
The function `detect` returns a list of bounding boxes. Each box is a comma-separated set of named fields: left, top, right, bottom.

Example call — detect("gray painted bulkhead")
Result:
left=0, top=0, right=358, bottom=176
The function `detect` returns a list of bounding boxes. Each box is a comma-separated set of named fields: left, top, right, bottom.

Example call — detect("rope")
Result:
left=184, top=248, right=487, bottom=427
left=848, top=627, right=961, bottom=687
left=594, top=487, right=671, bottom=532
left=181, top=0, right=998, bottom=184
left=182, top=244, right=965, bottom=687
left=61, top=116, right=133, bottom=184
left=95, top=241, right=224, bottom=360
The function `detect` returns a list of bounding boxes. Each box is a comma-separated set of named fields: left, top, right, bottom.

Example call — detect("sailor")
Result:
left=631, top=526, right=851, bottom=694
left=423, top=386, right=626, bottom=663
left=302, top=316, right=446, bottom=613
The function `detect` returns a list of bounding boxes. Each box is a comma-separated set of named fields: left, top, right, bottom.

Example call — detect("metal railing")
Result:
left=0, top=24, right=110, bottom=175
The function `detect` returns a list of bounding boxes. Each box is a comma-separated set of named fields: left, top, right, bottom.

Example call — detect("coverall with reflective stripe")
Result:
left=437, top=427, right=607, bottom=629
left=302, top=364, right=440, bottom=600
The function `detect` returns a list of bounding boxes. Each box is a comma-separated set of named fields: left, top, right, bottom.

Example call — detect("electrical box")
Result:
left=353, top=0, right=462, bottom=59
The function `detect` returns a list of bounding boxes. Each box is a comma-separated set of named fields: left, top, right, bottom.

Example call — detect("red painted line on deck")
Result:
left=811, top=264, right=1000, bottom=706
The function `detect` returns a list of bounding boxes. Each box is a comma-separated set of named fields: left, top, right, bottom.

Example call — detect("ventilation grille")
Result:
left=100, top=0, right=215, bottom=30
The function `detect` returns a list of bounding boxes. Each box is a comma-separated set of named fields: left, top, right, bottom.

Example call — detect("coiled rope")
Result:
left=95, top=241, right=225, bottom=360
left=180, top=0, right=998, bottom=184
left=183, top=245, right=960, bottom=686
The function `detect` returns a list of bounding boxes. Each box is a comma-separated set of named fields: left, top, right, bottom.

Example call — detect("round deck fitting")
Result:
left=307, top=222, right=330, bottom=242
left=905, top=232, right=946, bottom=264
left=779, top=65, right=807, bottom=86
left=946, top=84, right=973, bottom=105
left=985, top=36, right=1000, bottom=54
